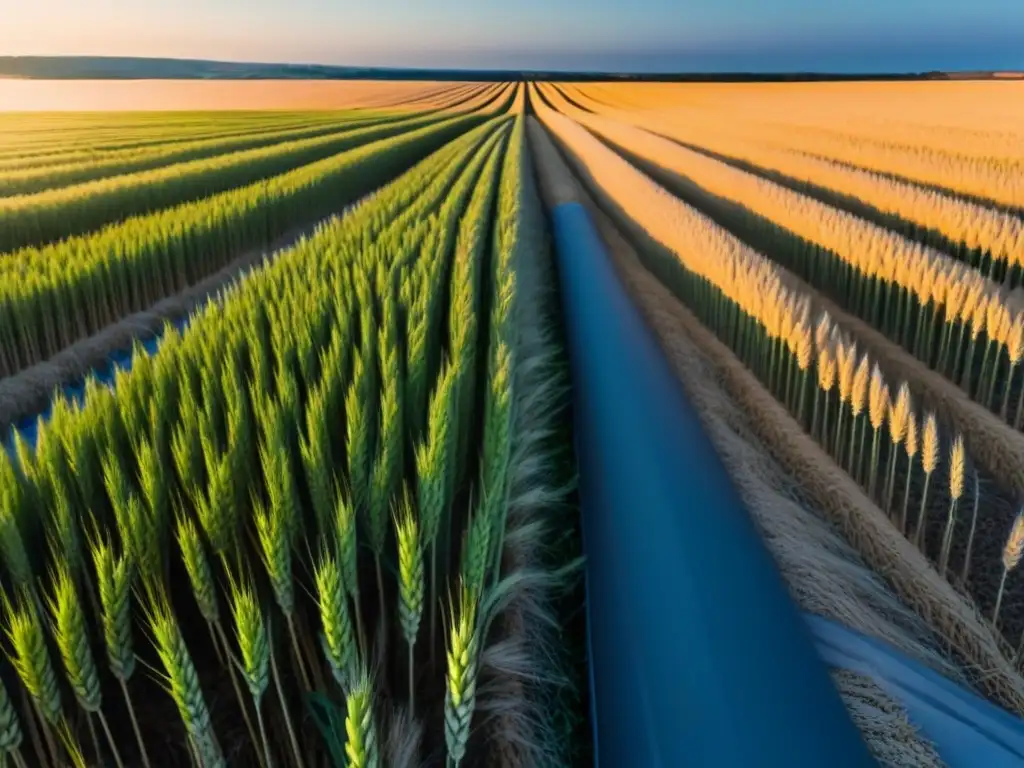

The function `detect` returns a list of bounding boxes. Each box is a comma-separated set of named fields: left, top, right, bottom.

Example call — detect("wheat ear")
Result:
left=395, top=489, right=424, bottom=714
left=46, top=564, right=125, bottom=768
left=344, top=672, right=380, bottom=768
left=846, top=354, right=869, bottom=476
left=315, top=551, right=358, bottom=692
left=939, top=436, right=967, bottom=577
left=176, top=514, right=261, bottom=754
left=334, top=488, right=365, bottom=655
left=866, top=366, right=888, bottom=501
left=884, top=383, right=911, bottom=514
left=91, top=536, right=151, bottom=768
left=899, top=412, right=919, bottom=535
left=0, top=678, right=23, bottom=756
left=3, top=592, right=61, bottom=765
left=914, top=413, right=940, bottom=548
left=253, top=495, right=311, bottom=692
left=813, top=345, right=836, bottom=442
left=0, top=493, right=32, bottom=592
left=445, top=585, right=481, bottom=768
left=147, top=598, right=224, bottom=768
left=175, top=515, right=223, bottom=659
left=227, top=574, right=274, bottom=768
left=994, top=511, right=1024, bottom=628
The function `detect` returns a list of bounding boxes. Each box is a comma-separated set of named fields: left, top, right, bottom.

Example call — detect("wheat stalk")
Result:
left=960, top=470, right=982, bottom=585
left=267, top=617, right=304, bottom=768
left=445, top=585, right=480, bottom=768
left=344, top=672, right=380, bottom=768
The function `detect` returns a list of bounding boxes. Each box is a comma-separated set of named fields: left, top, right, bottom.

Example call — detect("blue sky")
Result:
left=3, top=0, right=1022, bottom=72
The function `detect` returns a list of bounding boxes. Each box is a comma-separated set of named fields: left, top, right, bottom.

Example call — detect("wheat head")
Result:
left=228, top=576, right=269, bottom=706
left=445, top=585, right=480, bottom=767
left=906, top=412, right=919, bottom=459
left=987, top=296, right=1004, bottom=340
left=850, top=355, right=870, bottom=415
left=0, top=678, right=22, bottom=753
left=971, top=296, right=990, bottom=340
left=4, top=593, right=62, bottom=725
left=795, top=325, right=812, bottom=371
left=344, top=672, right=380, bottom=768
left=91, top=536, right=136, bottom=681
left=334, top=489, right=360, bottom=599
left=922, top=413, right=940, bottom=474
left=1003, top=512, right=1024, bottom=572
left=890, top=383, right=911, bottom=445
left=395, top=489, right=425, bottom=648
left=815, top=311, right=832, bottom=351
left=176, top=515, right=220, bottom=623
left=47, top=564, right=102, bottom=713
left=949, top=436, right=966, bottom=501
left=1009, top=313, right=1024, bottom=365
left=868, top=366, right=888, bottom=431
left=254, top=495, right=294, bottom=616
left=837, top=342, right=857, bottom=403
left=148, top=599, right=222, bottom=764
left=817, top=346, right=837, bottom=392
left=315, top=551, right=357, bottom=689
left=0, top=492, right=32, bottom=589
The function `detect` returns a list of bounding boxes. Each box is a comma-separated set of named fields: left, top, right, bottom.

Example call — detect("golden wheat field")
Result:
left=531, top=78, right=1024, bottom=739
left=3, top=79, right=1024, bottom=767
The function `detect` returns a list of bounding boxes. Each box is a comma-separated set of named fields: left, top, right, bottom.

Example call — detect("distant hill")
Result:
left=0, top=56, right=1021, bottom=82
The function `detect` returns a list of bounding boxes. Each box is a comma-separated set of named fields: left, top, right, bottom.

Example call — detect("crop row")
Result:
left=531, top=100, right=1024, bottom=695
left=0, top=85, right=499, bottom=198
left=556, top=84, right=1024, bottom=283
left=0, top=111, right=370, bottom=170
left=0, top=114, right=396, bottom=198
left=0, top=83, right=472, bottom=162
left=0, top=87, right=514, bottom=380
left=567, top=81, right=1024, bottom=170
left=0, top=108, right=495, bottom=379
left=0, top=111, right=575, bottom=768
left=539, top=87, right=1024, bottom=443
left=0, top=110, right=476, bottom=255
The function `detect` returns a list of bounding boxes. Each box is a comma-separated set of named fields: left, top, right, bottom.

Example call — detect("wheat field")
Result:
left=1, top=77, right=1023, bottom=766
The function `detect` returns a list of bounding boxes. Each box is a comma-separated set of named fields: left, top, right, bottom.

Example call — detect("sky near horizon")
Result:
left=3, top=0, right=1023, bottom=72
